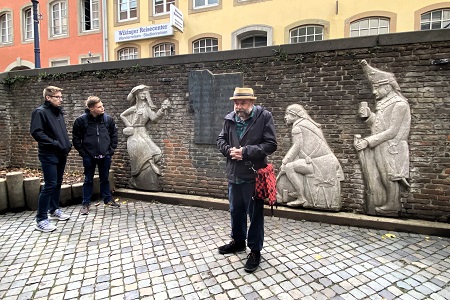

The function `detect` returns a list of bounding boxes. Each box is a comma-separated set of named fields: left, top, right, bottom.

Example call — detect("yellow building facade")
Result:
left=107, top=0, right=449, bottom=61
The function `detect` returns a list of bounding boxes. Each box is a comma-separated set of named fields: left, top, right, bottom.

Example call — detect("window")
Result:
left=118, top=47, right=138, bottom=60
left=232, top=25, right=272, bottom=49
left=51, top=59, right=69, bottom=67
left=0, top=12, right=12, bottom=44
left=81, top=0, right=99, bottom=31
left=23, top=8, right=33, bottom=41
left=51, top=1, right=68, bottom=36
left=154, top=0, right=175, bottom=15
left=81, top=55, right=101, bottom=63
left=194, top=0, right=218, bottom=9
left=240, top=35, right=267, bottom=48
left=421, top=9, right=450, bottom=30
left=193, top=38, right=218, bottom=53
left=153, top=43, right=175, bottom=57
left=119, top=0, right=137, bottom=21
left=290, top=25, right=323, bottom=43
left=350, top=17, right=389, bottom=37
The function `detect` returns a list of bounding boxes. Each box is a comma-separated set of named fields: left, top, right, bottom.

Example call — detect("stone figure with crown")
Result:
left=276, top=104, right=344, bottom=211
left=354, top=60, right=411, bottom=216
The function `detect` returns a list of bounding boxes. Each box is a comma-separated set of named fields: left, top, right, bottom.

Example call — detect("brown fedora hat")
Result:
left=230, top=87, right=257, bottom=100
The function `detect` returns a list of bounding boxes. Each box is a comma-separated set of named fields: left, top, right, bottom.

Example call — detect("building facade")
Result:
left=108, top=0, right=450, bottom=61
left=0, top=0, right=104, bottom=71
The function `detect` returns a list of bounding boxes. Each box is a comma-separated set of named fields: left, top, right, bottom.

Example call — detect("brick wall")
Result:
left=1, top=29, right=449, bottom=222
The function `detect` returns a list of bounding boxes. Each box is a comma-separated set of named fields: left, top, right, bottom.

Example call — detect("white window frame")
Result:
left=350, top=17, right=389, bottom=37
left=192, top=38, right=218, bottom=53
left=81, top=0, right=100, bottom=32
left=23, top=8, right=34, bottom=41
left=153, top=42, right=175, bottom=57
left=81, top=55, right=101, bottom=64
left=153, top=0, right=175, bottom=16
left=193, top=0, right=218, bottom=9
left=0, top=12, right=12, bottom=44
left=231, top=25, right=272, bottom=50
left=420, top=9, right=450, bottom=30
left=290, top=25, right=324, bottom=43
left=51, top=1, right=68, bottom=37
left=119, top=0, right=137, bottom=21
left=118, top=47, right=138, bottom=60
left=50, top=59, right=69, bottom=67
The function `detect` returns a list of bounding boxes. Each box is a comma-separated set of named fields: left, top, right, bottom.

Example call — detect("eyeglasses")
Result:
left=50, top=96, right=63, bottom=99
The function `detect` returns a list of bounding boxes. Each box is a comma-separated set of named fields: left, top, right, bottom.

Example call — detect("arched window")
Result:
left=51, top=1, right=68, bottom=36
left=118, top=47, right=138, bottom=60
left=153, top=43, right=175, bottom=57
left=290, top=25, right=323, bottom=43
left=23, top=7, right=33, bottom=41
left=240, top=35, right=267, bottom=49
left=192, top=38, right=218, bottom=53
left=420, top=9, right=450, bottom=30
left=350, top=17, right=389, bottom=37
left=0, top=12, right=12, bottom=44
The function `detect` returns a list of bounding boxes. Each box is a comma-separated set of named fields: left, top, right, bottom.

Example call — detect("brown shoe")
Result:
left=80, top=205, right=90, bottom=215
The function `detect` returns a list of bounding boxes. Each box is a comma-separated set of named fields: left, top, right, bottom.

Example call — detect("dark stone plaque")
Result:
left=189, top=70, right=243, bottom=144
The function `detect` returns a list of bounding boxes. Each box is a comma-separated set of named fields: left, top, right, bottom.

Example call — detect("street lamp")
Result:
left=31, top=0, right=41, bottom=68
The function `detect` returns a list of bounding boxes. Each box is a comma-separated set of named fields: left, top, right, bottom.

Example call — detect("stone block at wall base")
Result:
left=72, top=182, right=83, bottom=202
left=109, top=170, right=115, bottom=192
left=23, top=177, right=40, bottom=211
left=93, top=175, right=100, bottom=200
left=0, top=179, right=7, bottom=213
left=59, top=184, right=72, bottom=207
left=6, top=172, right=25, bottom=211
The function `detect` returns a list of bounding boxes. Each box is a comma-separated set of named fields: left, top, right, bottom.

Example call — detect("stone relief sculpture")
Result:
left=120, top=85, right=171, bottom=191
left=354, top=60, right=411, bottom=216
left=276, top=104, right=344, bottom=211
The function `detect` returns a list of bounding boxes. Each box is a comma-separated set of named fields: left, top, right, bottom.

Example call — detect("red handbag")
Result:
left=254, top=164, right=277, bottom=211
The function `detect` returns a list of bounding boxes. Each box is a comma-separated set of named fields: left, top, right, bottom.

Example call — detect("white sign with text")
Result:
left=170, top=4, right=184, bottom=32
left=115, top=24, right=174, bottom=42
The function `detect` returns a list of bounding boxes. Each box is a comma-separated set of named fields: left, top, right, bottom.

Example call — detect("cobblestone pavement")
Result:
left=0, top=199, right=449, bottom=300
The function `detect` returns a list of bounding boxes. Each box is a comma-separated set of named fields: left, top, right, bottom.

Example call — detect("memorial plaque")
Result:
left=189, top=70, right=243, bottom=144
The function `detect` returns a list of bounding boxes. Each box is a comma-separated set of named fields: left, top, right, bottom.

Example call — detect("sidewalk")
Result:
left=0, top=197, right=449, bottom=300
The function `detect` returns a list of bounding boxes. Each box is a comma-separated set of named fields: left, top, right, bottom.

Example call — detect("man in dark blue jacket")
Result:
left=30, top=86, right=72, bottom=232
left=217, top=87, right=277, bottom=273
left=72, top=96, right=119, bottom=215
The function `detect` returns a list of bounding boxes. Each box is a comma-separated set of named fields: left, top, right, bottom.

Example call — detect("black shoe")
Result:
left=244, top=251, right=261, bottom=273
left=218, top=240, right=246, bottom=254
left=105, top=200, right=120, bottom=208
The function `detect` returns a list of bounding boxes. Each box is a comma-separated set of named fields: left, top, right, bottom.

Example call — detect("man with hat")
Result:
left=354, top=60, right=411, bottom=214
left=217, top=87, right=277, bottom=273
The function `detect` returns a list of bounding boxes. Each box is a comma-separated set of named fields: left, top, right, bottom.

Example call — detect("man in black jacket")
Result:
left=72, top=96, right=119, bottom=215
left=217, top=87, right=277, bottom=273
left=30, top=86, right=72, bottom=232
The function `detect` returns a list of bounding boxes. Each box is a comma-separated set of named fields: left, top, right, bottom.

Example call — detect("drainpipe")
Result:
left=102, top=0, right=109, bottom=61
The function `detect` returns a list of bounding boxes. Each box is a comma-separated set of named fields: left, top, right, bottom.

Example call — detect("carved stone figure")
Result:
left=120, top=85, right=170, bottom=191
left=276, top=104, right=344, bottom=211
left=354, top=60, right=411, bottom=216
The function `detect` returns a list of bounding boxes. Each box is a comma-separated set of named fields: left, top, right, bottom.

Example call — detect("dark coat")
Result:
left=217, top=105, right=277, bottom=183
left=72, top=109, right=118, bottom=157
left=30, top=101, right=72, bottom=155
